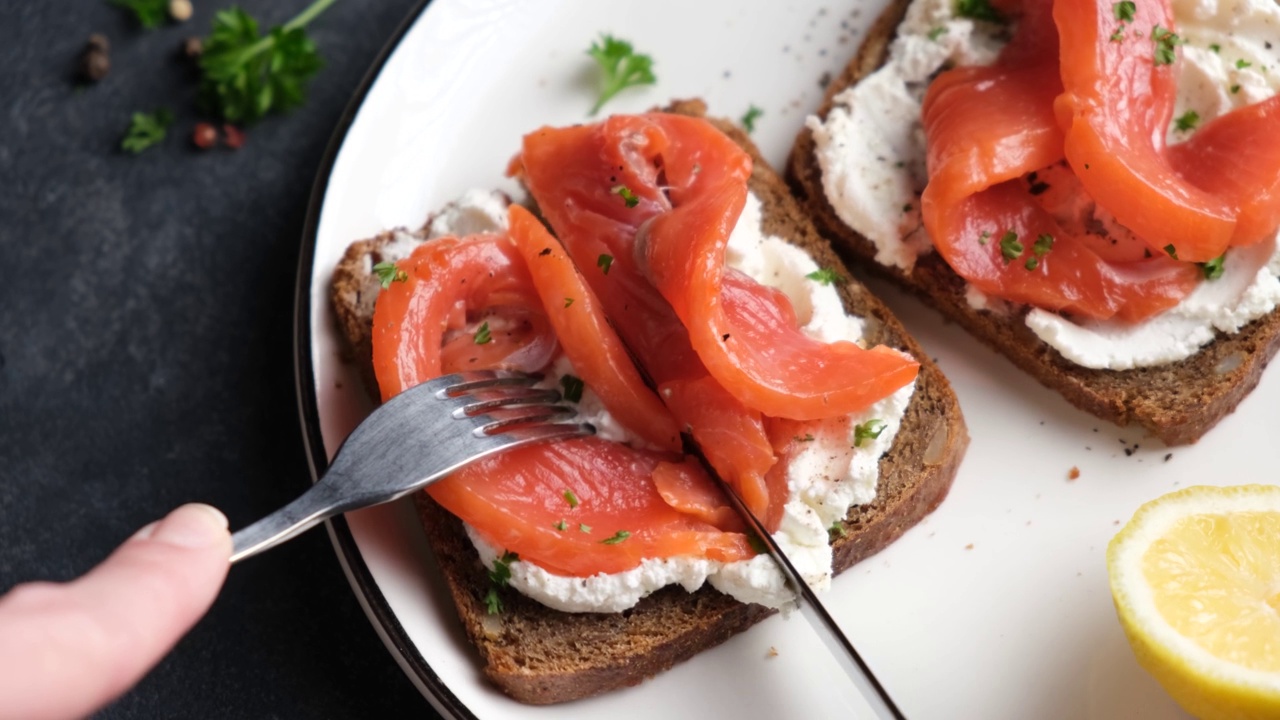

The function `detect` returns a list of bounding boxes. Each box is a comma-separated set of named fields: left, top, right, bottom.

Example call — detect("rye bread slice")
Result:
left=329, top=99, right=968, bottom=704
left=787, top=0, right=1280, bottom=446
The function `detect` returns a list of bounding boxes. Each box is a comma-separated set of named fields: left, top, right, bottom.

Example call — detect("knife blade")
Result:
left=683, top=434, right=907, bottom=720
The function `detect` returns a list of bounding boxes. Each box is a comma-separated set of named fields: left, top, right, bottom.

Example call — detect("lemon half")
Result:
left=1108, top=485, right=1280, bottom=719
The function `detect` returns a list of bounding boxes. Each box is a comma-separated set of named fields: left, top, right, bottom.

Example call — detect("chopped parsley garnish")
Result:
left=1174, top=110, right=1200, bottom=132
left=120, top=108, right=173, bottom=154
left=795, top=433, right=816, bottom=442
left=473, top=321, right=492, bottom=345
left=110, top=0, right=168, bottom=28
left=1113, top=1, right=1135, bottom=22
left=1032, top=233, right=1055, bottom=257
left=1210, top=43, right=1222, bottom=53
left=372, top=261, right=408, bottom=289
left=1110, top=27, right=1127, bottom=42
left=806, top=267, right=842, bottom=285
left=955, top=0, right=1005, bottom=23
left=560, top=374, right=585, bottom=403
left=198, top=1, right=335, bottom=124
left=1025, top=257, right=1040, bottom=271
left=611, top=184, right=640, bottom=208
left=1152, top=25, right=1182, bottom=66
left=928, top=26, right=949, bottom=42
left=978, top=230, right=991, bottom=245
left=601, top=530, right=631, bottom=545
left=1200, top=255, right=1225, bottom=280
left=597, top=253, right=614, bottom=274
left=1231, top=84, right=1242, bottom=94
left=483, top=588, right=502, bottom=615
left=1237, top=58, right=1253, bottom=69
left=829, top=522, right=848, bottom=540
left=1164, top=243, right=1179, bottom=259
left=553, top=519, right=568, bottom=531
left=999, top=231, right=1023, bottom=264
left=483, top=550, right=518, bottom=615
left=564, top=296, right=574, bottom=308
left=587, top=34, right=657, bottom=115
left=579, top=523, right=592, bottom=533
left=741, top=104, right=764, bottom=133
left=853, top=419, right=887, bottom=447
left=563, top=489, right=580, bottom=508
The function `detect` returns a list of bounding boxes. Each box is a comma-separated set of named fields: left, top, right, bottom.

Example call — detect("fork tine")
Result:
left=441, top=372, right=542, bottom=398
left=472, top=404, right=577, bottom=435
left=450, top=387, right=563, bottom=418
left=487, top=422, right=597, bottom=446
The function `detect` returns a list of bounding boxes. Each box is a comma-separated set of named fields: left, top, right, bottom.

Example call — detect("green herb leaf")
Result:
left=1113, top=1, right=1136, bottom=21
left=560, top=374, right=585, bottom=403
left=198, top=0, right=336, bottom=124
left=1237, top=58, right=1253, bottom=69
left=1025, top=257, right=1040, bottom=271
left=587, top=34, right=656, bottom=115
left=1152, top=25, right=1182, bottom=66
left=611, top=184, right=640, bottom=208
left=806, top=267, right=842, bottom=285
left=1174, top=110, right=1200, bottom=132
left=109, top=0, right=169, bottom=29
left=1033, top=233, right=1055, bottom=257
left=601, top=530, right=631, bottom=545
left=553, top=519, right=568, bottom=531
left=1231, top=84, right=1242, bottom=94
left=474, top=321, right=492, bottom=345
left=1210, top=43, right=1221, bottom=53
left=372, top=261, right=407, bottom=289
left=999, top=231, right=1024, bottom=263
left=1164, top=243, right=1179, bottom=259
left=853, top=419, right=887, bottom=447
left=978, top=230, right=991, bottom=245
left=579, top=523, right=592, bottom=533
left=794, top=433, right=815, bottom=442
left=955, top=0, right=1005, bottom=23
left=1200, top=255, right=1225, bottom=280
left=928, top=26, right=949, bottom=41
left=1110, top=26, right=1127, bottom=42
left=597, top=253, right=614, bottom=275
left=829, top=522, right=847, bottom=540
left=488, top=550, right=518, bottom=587
left=483, top=587, right=502, bottom=615
left=563, top=489, right=580, bottom=508
left=121, top=108, right=174, bottom=154
left=741, top=104, right=764, bottom=133
left=564, top=296, right=574, bottom=308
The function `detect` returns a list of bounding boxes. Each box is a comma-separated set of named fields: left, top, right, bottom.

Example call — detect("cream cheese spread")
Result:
left=807, top=0, right=1280, bottom=370
left=473, top=192, right=915, bottom=612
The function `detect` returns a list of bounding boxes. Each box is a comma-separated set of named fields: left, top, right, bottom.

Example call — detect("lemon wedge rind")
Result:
left=1108, top=485, right=1280, bottom=720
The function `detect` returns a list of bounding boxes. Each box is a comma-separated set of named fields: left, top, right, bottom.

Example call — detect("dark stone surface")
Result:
left=0, top=1, right=441, bottom=717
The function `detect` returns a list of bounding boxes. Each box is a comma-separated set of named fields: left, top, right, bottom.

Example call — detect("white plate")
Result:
left=296, top=1, right=1276, bottom=717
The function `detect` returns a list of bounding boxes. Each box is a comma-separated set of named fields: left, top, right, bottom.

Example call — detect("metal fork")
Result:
left=229, top=370, right=594, bottom=562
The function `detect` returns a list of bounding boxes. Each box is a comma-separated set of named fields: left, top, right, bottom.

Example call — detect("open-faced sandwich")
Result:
left=329, top=101, right=967, bottom=703
left=791, top=0, right=1280, bottom=445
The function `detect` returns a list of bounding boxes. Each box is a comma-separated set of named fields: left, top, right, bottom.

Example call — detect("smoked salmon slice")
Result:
left=922, top=0, right=1203, bottom=321
left=507, top=205, right=682, bottom=453
left=517, top=113, right=915, bottom=524
left=372, top=224, right=753, bottom=576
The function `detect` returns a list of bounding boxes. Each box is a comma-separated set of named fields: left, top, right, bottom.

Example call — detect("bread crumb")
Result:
left=767, top=646, right=779, bottom=658
left=964, top=543, right=974, bottom=550
left=1068, top=466, right=1080, bottom=481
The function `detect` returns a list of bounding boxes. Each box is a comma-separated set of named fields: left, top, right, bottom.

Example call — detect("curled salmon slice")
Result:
left=372, top=231, right=752, bottom=576
left=507, top=205, right=681, bottom=453
left=922, top=0, right=1202, bottom=321
left=517, top=117, right=780, bottom=524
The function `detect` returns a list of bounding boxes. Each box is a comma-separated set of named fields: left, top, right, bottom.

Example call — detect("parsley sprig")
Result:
left=198, top=0, right=338, bottom=124
left=483, top=550, right=518, bottom=615
left=109, top=0, right=169, bottom=29
left=741, top=105, right=763, bottom=133
left=121, top=108, right=174, bottom=154
left=587, top=34, right=656, bottom=115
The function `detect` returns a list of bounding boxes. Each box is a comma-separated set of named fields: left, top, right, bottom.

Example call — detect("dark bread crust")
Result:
left=787, top=0, right=1280, bottom=445
left=329, top=100, right=968, bottom=704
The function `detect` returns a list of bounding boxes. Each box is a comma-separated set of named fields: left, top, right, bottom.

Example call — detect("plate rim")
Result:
left=291, top=2, right=478, bottom=717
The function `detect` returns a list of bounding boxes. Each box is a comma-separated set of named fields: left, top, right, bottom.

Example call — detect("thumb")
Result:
left=0, top=504, right=232, bottom=720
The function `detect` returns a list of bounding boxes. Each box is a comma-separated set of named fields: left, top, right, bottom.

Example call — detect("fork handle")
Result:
left=230, top=483, right=345, bottom=563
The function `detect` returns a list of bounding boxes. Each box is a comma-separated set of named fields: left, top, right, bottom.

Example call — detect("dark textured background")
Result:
left=0, top=1, right=443, bottom=717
